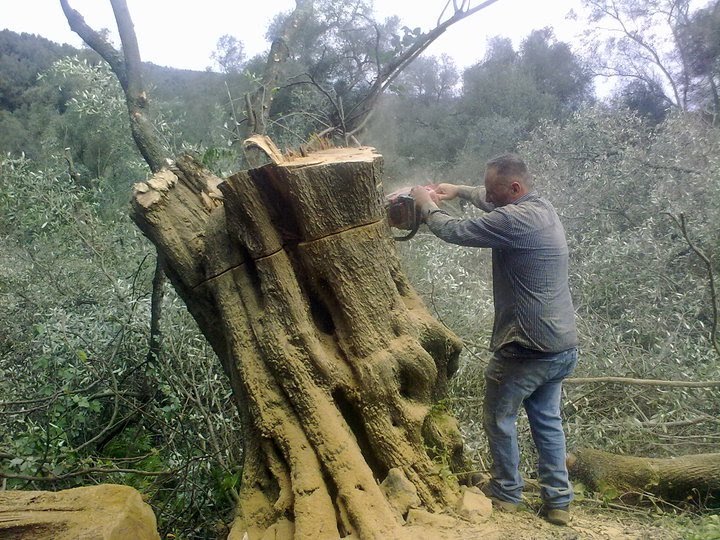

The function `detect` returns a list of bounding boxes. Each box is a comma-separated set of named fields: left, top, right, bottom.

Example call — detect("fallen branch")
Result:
left=564, top=376, right=720, bottom=388
left=0, top=467, right=171, bottom=482
left=568, top=448, right=720, bottom=504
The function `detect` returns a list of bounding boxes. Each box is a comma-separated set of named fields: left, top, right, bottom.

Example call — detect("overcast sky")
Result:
left=2, top=1, right=585, bottom=72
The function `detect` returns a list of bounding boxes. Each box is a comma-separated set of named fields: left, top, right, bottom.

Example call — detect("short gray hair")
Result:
left=486, top=153, right=533, bottom=189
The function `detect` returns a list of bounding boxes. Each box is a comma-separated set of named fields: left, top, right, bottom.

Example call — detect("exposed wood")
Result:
left=0, top=485, right=160, bottom=539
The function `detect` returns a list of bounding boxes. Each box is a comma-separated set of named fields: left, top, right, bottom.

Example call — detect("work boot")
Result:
left=480, top=484, right=519, bottom=513
left=540, top=505, right=570, bottom=526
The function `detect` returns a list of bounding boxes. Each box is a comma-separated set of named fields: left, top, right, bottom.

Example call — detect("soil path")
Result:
left=402, top=505, right=682, bottom=539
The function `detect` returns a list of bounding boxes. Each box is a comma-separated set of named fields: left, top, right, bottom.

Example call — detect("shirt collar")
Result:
left=512, top=190, right=539, bottom=205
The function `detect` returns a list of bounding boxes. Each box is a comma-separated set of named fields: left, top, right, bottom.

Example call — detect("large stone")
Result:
left=0, top=484, right=160, bottom=539
left=379, top=468, right=421, bottom=519
left=405, top=508, right=458, bottom=528
left=455, top=486, right=492, bottom=522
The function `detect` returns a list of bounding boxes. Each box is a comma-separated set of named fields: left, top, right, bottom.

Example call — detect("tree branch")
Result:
left=662, top=212, right=720, bottom=358
left=564, top=376, right=720, bottom=387
left=59, top=0, right=127, bottom=88
left=146, top=253, right=166, bottom=364
left=344, top=0, right=501, bottom=137
left=0, top=467, right=171, bottom=482
left=61, top=0, right=169, bottom=172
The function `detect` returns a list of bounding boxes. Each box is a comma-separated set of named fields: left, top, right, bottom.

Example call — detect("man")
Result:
left=410, top=154, right=578, bottom=526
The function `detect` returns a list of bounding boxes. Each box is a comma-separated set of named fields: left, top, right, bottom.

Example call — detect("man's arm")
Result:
left=436, top=183, right=494, bottom=212
left=410, top=183, right=493, bottom=221
left=409, top=185, right=511, bottom=249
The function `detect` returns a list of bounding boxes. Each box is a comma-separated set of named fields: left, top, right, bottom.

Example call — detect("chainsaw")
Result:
left=385, top=185, right=436, bottom=241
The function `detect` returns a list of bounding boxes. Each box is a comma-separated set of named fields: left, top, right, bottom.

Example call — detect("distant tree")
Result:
left=0, top=30, right=84, bottom=111
left=367, top=29, right=592, bottom=182
left=463, top=30, right=592, bottom=121
left=210, top=34, right=246, bottom=74
left=614, top=79, right=670, bottom=124
left=393, top=53, right=459, bottom=104
left=245, top=0, right=501, bottom=144
left=582, top=0, right=720, bottom=118
left=677, top=1, right=720, bottom=117
left=519, top=28, right=593, bottom=113
left=364, top=53, right=462, bottom=177
left=458, top=30, right=592, bottom=154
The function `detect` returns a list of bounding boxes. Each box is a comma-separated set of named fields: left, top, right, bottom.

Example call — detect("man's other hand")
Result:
left=434, top=183, right=460, bottom=201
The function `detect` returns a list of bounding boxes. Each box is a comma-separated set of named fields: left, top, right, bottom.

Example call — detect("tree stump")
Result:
left=131, top=141, right=464, bottom=539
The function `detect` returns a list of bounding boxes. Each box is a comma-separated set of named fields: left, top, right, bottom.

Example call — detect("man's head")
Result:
left=484, top=154, right=533, bottom=207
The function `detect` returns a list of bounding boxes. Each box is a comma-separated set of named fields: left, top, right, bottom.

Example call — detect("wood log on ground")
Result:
left=568, top=448, right=720, bottom=505
left=131, top=140, right=465, bottom=539
left=0, top=484, right=159, bottom=539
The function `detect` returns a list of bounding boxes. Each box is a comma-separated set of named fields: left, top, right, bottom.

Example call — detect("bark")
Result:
left=568, top=448, right=720, bottom=505
left=131, top=141, right=464, bottom=539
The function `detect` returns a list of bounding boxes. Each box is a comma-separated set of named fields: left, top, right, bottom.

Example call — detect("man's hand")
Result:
left=434, top=183, right=461, bottom=201
left=410, top=185, right=435, bottom=207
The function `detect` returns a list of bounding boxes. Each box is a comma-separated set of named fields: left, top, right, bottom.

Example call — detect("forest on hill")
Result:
left=1, top=0, right=719, bottom=538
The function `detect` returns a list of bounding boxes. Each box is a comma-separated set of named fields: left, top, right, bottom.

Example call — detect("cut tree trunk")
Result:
left=568, top=448, right=720, bottom=505
left=131, top=140, right=464, bottom=539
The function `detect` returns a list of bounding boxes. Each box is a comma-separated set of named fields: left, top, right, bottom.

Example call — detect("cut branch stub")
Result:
left=131, top=142, right=464, bottom=539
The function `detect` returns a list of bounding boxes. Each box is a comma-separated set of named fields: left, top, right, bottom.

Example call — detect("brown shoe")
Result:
left=480, top=484, right=519, bottom=513
left=540, top=505, right=570, bottom=525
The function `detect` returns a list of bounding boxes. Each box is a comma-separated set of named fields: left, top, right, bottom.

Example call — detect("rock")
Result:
left=455, top=486, right=492, bottom=522
left=405, top=508, right=458, bottom=528
left=0, top=484, right=160, bottom=540
left=468, top=472, right=491, bottom=488
left=379, top=468, right=421, bottom=518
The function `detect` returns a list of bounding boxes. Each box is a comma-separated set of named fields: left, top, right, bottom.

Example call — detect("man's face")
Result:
left=484, top=167, right=514, bottom=207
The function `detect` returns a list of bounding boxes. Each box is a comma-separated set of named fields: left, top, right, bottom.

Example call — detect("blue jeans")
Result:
left=483, top=346, right=578, bottom=508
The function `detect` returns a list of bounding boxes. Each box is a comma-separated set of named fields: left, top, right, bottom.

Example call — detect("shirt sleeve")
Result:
left=458, top=186, right=495, bottom=213
left=425, top=209, right=516, bottom=249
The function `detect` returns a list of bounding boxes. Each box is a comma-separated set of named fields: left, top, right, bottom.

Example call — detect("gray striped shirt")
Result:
left=425, top=189, right=578, bottom=353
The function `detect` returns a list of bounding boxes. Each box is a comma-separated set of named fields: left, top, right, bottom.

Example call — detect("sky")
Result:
left=1, top=0, right=586, bottom=72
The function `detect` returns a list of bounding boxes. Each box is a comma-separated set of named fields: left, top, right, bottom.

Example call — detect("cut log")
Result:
left=568, top=448, right=720, bottom=505
left=0, top=484, right=159, bottom=540
left=131, top=141, right=465, bottom=539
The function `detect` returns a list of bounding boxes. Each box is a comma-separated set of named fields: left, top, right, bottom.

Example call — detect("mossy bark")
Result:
left=131, top=144, right=464, bottom=539
left=568, top=448, right=720, bottom=505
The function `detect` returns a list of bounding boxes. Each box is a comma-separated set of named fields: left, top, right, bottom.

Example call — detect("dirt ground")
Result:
left=402, top=503, right=688, bottom=540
